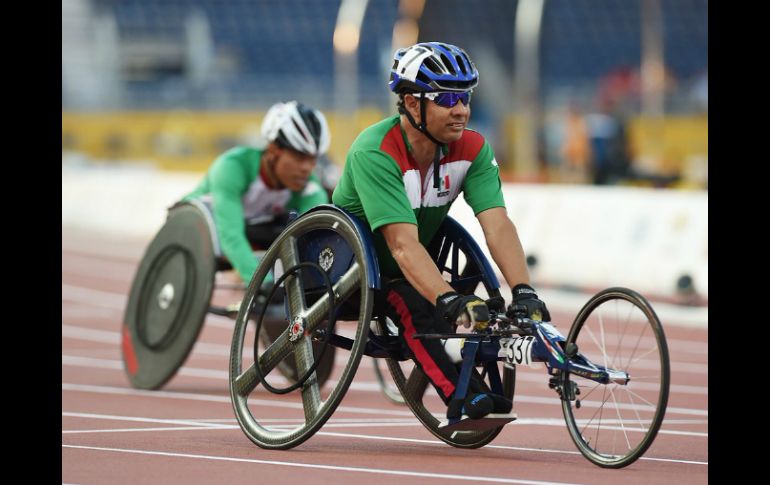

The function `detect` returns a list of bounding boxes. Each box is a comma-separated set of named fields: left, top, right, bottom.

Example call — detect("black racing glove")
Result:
left=436, top=291, right=490, bottom=331
left=507, top=284, right=551, bottom=322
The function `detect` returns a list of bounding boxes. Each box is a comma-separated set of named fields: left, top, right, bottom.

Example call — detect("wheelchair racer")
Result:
left=333, top=42, right=551, bottom=420
left=182, top=101, right=331, bottom=285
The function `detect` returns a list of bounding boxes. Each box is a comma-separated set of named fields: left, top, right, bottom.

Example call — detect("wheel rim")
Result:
left=229, top=210, right=372, bottom=449
left=562, top=288, right=670, bottom=468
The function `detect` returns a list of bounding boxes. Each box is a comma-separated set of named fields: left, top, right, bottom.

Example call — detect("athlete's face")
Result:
left=404, top=93, right=471, bottom=143
left=272, top=146, right=317, bottom=192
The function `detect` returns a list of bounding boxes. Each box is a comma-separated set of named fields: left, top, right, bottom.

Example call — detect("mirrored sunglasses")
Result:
left=419, top=91, right=472, bottom=108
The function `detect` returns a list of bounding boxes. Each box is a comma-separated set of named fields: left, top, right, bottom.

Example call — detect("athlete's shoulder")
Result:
left=457, top=128, right=487, bottom=154
left=218, top=145, right=261, bottom=162
left=209, top=146, right=262, bottom=188
left=350, top=115, right=401, bottom=152
left=445, top=128, right=487, bottom=163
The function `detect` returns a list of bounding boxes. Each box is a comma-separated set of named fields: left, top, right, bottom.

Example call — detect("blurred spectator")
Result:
left=559, top=102, right=591, bottom=183
left=585, top=98, right=631, bottom=185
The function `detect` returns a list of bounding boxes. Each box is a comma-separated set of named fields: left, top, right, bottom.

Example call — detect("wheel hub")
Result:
left=157, top=283, right=175, bottom=310
left=289, top=315, right=306, bottom=342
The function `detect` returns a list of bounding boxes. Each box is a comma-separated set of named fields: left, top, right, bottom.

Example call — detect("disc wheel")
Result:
left=561, top=287, right=670, bottom=468
left=229, top=209, right=373, bottom=449
left=122, top=203, right=215, bottom=390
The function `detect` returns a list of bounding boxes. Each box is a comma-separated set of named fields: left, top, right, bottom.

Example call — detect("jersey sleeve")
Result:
left=347, top=149, right=417, bottom=231
left=462, top=140, right=506, bottom=215
left=207, top=153, right=258, bottom=283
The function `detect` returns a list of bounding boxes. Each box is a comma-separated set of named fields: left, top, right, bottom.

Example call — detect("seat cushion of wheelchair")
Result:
left=438, top=413, right=518, bottom=432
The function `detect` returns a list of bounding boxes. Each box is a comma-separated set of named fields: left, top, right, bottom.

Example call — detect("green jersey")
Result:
left=332, top=115, right=504, bottom=278
left=183, top=146, right=328, bottom=282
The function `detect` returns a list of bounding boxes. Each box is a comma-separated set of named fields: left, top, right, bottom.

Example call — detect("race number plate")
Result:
left=498, top=336, right=536, bottom=366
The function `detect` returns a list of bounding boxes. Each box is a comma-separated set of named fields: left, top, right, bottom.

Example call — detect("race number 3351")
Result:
left=498, top=336, right=536, bottom=366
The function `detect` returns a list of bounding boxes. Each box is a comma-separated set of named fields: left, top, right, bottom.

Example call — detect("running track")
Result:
left=62, top=228, right=707, bottom=484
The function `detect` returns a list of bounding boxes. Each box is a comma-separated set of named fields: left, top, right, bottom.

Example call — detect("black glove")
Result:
left=507, top=284, right=551, bottom=321
left=436, top=291, right=490, bottom=330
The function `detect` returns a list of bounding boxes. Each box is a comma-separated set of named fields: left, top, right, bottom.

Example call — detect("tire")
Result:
left=561, top=287, right=670, bottom=468
left=122, top=203, right=216, bottom=390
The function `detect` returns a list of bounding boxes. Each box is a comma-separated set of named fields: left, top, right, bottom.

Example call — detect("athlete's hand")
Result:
left=436, top=291, right=490, bottom=331
left=506, top=284, right=551, bottom=321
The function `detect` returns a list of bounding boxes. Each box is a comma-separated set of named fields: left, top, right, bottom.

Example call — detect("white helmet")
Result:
left=260, top=101, right=330, bottom=156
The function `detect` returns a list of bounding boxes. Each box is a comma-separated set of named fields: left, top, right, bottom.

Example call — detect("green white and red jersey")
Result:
left=332, top=115, right=505, bottom=278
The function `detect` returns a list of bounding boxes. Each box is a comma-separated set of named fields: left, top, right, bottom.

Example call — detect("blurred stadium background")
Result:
left=62, top=0, right=708, bottom=304
left=62, top=0, right=707, bottom=187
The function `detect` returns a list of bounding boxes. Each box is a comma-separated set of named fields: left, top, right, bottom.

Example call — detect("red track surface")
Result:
left=62, top=228, right=708, bottom=484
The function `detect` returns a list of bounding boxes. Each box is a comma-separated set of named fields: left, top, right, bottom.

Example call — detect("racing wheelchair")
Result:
left=228, top=204, right=670, bottom=468
left=121, top=200, right=336, bottom=391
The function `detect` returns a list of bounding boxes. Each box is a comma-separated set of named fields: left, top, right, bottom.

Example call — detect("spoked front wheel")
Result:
left=561, top=287, right=670, bottom=468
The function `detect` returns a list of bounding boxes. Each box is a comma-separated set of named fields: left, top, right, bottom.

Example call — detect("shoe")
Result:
left=466, top=372, right=512, bottom=414
left=488, top=393, right=513, bottom=414
left=446, top=392, right=494, bottom=420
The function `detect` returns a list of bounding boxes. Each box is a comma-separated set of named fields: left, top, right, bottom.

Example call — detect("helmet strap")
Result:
left=399, top=96, right=444, bottom=189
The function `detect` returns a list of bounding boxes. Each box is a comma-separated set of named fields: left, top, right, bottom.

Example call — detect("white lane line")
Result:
left=60, top=357, right=708, bottom=417
left=61, top=414, right=707, bottom=463
left=184, top=417, right=708, bottom=426
left=61, top=382, right=416, bottom=417
left=62, top=254, right=137, bottom=278
left=62, top=355, right=232, bottom=380
left=63, top=426, right=237, bottom=434
left=61, top=444, right=592, bottom=485
left=62, top=325, right=234, bottom=356
left=314, top=432, right=708, bottom=466
left=62, top=325, right=122, bottom=344
left=62, top=238, right=144, bottom=262
left=62, top=411, right=224, bottom=428
left=61, top=410, right=706, bottom=438
left=63, top=421, right=707, bottom=437
left=62, top=423, right=425, bottom=435
left=62, top=284, right=126, bottom=309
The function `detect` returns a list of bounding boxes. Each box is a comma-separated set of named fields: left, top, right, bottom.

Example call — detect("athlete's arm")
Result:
left=380, top=222, right=454, bottom=302
left=476, top=207, right=530, bottom=288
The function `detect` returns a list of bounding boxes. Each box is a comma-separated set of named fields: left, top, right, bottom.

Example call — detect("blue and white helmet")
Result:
left=389, top=42, right=479, bottom=94
left=261, top=101, right=330, bottom=156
